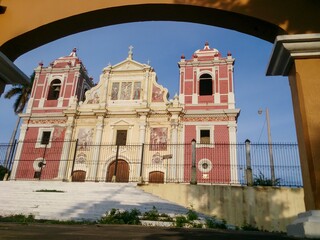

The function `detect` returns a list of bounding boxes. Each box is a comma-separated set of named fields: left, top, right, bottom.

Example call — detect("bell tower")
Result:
left=179, top=42, right=240, bottom=184
left=26, top=48, right=94, bottom=114
left=178, top=41, right=235, bottom=110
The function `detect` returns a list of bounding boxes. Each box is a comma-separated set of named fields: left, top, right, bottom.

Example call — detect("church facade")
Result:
left=11, top=43, right=240, bottom=184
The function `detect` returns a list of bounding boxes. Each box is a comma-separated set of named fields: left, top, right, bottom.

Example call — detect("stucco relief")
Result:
left=133, top=82, right=141, bottom=100
left=29, top=119, right=66, bottom=124
left=152, top=152, right=162, bottom=164
left=149, top=127, right=168, bottom=151
left=75, top=152, right=87, bottom=164
left=53, top=127, right=64, bottom=140
left=182, top=116, right=234, bottom=122
left=111, top=81, right=141, bottom=100
left=120, top=82, right=132, bottom=100
left=111, top=82, right=119, bottom=100
left=152, top=85, right=164, bottom=102
left=87, top=90, right=100, bottom=104
left=77, top=128, right=94, bottom=151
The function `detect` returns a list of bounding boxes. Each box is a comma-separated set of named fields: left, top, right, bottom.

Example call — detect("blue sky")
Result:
left=0, top=21, right=297, bottom=143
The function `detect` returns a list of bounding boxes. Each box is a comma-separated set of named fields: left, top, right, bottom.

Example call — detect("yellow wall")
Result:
left=289, top=59, right=320, bottom=210
left=1, top=0, right=320, bottom=59
left=140, top=184, right=305, bottom=232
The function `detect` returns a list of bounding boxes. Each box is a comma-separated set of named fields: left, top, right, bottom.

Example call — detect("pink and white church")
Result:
left=11, top=43, right=240, bottom=184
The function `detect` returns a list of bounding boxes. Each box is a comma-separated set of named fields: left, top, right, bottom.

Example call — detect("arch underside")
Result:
left=0, top=4, right=285, bottom=61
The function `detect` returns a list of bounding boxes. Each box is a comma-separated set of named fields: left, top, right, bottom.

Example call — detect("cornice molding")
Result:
left=267, top=34, right=320, bottom=76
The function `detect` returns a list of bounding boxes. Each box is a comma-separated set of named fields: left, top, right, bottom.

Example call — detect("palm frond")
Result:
left=4, top=87, right=23, bottom=99
left=5, top=71, right=35, bottom=114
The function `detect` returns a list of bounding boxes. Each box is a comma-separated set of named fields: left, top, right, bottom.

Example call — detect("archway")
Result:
left=149, top=171, right=165, bottom=184
left=72, top=170, right=86, bottom=182
left=106, top=159, right=129, bottom=183
left=1, top=1, right=319, bottom=61
left=1, top=1, right=320, bottom=236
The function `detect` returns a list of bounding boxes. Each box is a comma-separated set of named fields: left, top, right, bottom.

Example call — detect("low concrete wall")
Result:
left=140, top=184, right=305, bottom=232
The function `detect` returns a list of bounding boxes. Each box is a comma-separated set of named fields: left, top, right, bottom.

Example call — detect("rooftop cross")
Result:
left=128, top=45, right=133, bottom=59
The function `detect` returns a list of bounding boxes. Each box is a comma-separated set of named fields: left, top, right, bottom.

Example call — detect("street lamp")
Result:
left=258, top=108, right=275, bottom=185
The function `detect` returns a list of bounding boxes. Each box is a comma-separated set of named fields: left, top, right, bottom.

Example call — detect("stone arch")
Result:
left=106, top=159, right=130, bottom=183
left=3, top=1, right=312, bottom=60
left=149, top=171, right=165, bottom=184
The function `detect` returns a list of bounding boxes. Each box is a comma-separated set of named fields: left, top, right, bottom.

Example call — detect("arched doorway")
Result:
left=72, top=170, right=86, bottom=182
left=149, top=171, right=164, bottom=184
left=106, top=159, right=129, bottom=183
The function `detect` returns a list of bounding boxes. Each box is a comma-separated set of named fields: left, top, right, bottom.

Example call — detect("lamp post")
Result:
left=258, top=108, right=275, bottom=185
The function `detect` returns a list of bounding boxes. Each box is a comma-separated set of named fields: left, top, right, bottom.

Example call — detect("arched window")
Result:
left=47, top=79, right=61, bottom=100
left=199, top=74, right=213, bottom=96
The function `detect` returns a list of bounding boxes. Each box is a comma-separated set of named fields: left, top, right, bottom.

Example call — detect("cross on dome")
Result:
left=69, top=48, right=77, bottom=57
left=204, top=41, right=210, bottom=50
left=128, top=45, right=133, bottom=59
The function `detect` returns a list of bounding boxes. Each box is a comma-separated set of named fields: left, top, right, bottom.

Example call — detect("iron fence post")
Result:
left=245, top=139, right=253, bottom=186
left=112, top=144, right=120, bottom=182
left=138, top=143, right=145, bottom=185
left=8, top=139, right=17, bottom=169
left=39, top=143, right=48, bottom=180
left=190, top=139, right=197, bottom=185
left=70, top=139, right=79, bottom=182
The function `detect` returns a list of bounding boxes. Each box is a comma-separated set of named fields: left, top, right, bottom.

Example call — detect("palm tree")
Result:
left=3, top=72, right=34, bottom=169
left=4, top=71, right=34, bottom=114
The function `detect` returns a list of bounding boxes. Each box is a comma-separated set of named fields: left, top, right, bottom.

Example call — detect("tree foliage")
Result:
left=4, top=72, right=35, bottom=114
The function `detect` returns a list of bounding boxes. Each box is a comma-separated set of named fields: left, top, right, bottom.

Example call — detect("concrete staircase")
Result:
left=0, top=181, right=189, bottom=221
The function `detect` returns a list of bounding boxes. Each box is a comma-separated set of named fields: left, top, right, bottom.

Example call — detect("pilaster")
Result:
left=267, top=33, right=320, bottom=238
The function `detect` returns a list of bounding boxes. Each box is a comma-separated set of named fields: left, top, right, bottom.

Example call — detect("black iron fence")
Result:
left=0, top=140, right=303, bottom=187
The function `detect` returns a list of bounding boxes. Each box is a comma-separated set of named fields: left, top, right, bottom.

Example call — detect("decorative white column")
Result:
left=228, top=123, right=238, bottom=184
left=10, top=124, right=28, bottom=180
left=168, top=96, right=183, bottom=182
left=90, top=111, right=105, bottom=181
left=58, top=115, right=75, bottom=181
left=170, top=121, right=178, bottom=182
left=136, top=109, right=149, bottom=184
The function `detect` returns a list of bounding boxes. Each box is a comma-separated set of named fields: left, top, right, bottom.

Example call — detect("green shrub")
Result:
left=143, top=206, right=159, bottom=221
left=241, top=222, right=259, bottom=231
left=0, top=165, right=10, bottom=181
left=186, top=208, right=198, bottom=221
left=175, top=215, right=188, bottom=227
left=253, top=171, right=280, bottom=186
left=192, top=222, right=203, bottom=228
left=0, top=214, right=35, bottom=223
left=205, top=216, right=227, bottom=229
left=99, top=208, right=141, bottom=225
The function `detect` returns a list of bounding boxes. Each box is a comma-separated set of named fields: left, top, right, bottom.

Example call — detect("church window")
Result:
left=41, top=131, right=51, bottom=145
left=199, top=74, right=213, bottom=96
left=200, top=130, right=210, bottom=144
left=36, top=128, right=54, bottom=148
left=116, top=130, right=127, bottom=146
left=198, top=159, right=213, bottom=173
left=47, top=79, right=61, bottom=100
left=196, top=126, right=214, bottom=147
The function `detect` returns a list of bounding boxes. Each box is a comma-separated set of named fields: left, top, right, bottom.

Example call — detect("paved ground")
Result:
left=0, top=223, right=305, bottom=240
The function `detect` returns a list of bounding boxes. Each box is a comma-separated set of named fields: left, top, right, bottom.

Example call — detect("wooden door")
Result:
left=106, top=160, right=129, bottom=182
left=149, top=171, right=164, bottom=183
left=72, top=170, right=86, bottom=182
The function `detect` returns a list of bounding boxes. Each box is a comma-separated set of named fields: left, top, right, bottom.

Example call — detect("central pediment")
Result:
left=112, top=59, right=149, bottom=72
left=110, top=119, right=134, bottom=126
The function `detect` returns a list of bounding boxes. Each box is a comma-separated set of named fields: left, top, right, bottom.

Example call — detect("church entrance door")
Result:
left=72, top=170, right=86, bottom=182
left=106, top=159, right=129, bottom=182
left=149, top=171, right=164, bottom=183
